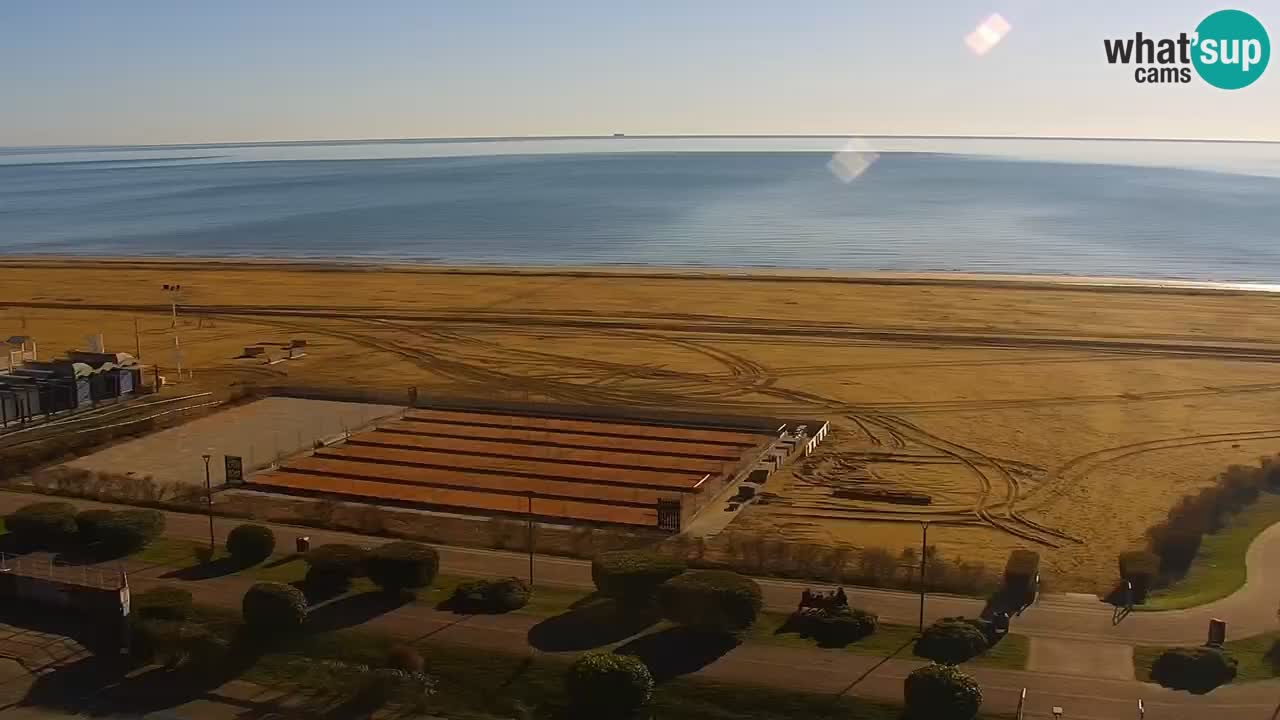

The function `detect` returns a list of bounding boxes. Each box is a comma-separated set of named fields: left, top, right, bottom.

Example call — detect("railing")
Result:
left=0, top=552, right=125, bottom=590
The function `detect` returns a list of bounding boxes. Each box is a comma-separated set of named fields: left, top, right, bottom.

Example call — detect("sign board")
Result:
left=119, top=586, right=131, bottom=617
left=408, top=385, right=419, bottom=407
left=657, top=500, right=681, bottom=532
left=225, top=455, right=244, bottom=485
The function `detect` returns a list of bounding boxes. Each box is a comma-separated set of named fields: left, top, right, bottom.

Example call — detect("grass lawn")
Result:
left=1134, top=634, right=1280, bottom=683
left=1142, top=492, right=1280, bottom=611
left=750, top=612, right=1029, bottom=670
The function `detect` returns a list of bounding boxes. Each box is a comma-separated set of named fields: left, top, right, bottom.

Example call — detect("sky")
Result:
left=1, top=0, right=1276, bottom=146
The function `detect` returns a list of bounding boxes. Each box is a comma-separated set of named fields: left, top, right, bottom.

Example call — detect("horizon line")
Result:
left=4, top=132, right=1280, bottom=151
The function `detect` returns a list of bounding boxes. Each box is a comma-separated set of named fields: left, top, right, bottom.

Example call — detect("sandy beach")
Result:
left=4, top=257, right=1280, bottom=591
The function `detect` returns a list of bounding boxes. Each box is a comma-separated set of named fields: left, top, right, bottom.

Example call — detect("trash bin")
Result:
left=1208, top=618, right=1226, bottom=647
left=296, top=536, right=310, bottom=553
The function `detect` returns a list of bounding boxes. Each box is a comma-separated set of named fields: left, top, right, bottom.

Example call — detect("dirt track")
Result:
left=4, top=260, right=1280, bottom=590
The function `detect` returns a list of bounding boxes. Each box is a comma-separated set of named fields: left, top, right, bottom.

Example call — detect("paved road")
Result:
left=3, top=490, right=1274, bottom=646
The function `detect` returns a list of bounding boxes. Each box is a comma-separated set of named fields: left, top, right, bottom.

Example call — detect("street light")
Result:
left=918, top=520, right=930, bottom=632
left=201, top=454, right=215, bottom=552
left=526, top=491, right=535, bottom=587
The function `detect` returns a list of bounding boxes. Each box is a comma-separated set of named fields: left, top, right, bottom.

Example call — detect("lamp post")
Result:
left=918, top=520, right=930, bottom=632
left=201, top=454, right=215, bottom=552
left=526, top=491, right=535, bottom=587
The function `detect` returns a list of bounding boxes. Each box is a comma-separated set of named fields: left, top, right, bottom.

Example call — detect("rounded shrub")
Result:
left=904, top=663, right=983, bottom=720
left=565, top=651, right=653, bottom=719
left=225, top=524, right=275, bottom=565
left=656, top=570, right=762, bottom=636
left=814, top=608, right=878, bottom=646
left=1150, top=646, right=1238, bottom=694
left=914, top=619, right=990, bottom=665
left=386, top=644, right=425, bottom=673
left=591, top=550, right=686, bottom=607
left=242, top=582, right=307, bottom=635
left=6, top=502, right=78, bottom=548
left=96, top=509, right=165, bottom=554
left=134, top=586, right=194, bottom=621
left=304, top=543, right=367, bottom=594
left=365, top=541, right=439, bottom=592
left=75, top=508, right=115, bottom=544
left=448, top=577, right=531, bottom=614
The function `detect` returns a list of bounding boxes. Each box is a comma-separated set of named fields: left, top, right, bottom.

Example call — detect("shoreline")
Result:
left=1, top=254, right=1277, bottom=296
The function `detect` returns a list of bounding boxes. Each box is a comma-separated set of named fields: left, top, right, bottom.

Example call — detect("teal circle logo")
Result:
left=1192, top=9, right=1270, bottom=89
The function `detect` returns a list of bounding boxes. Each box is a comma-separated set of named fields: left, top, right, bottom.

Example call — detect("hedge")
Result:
left=1119, top=550, right=1160, bottom=602
left=304, top=543, right=367, bottom=593
left=75, top=508, right=116, bottom=543
left=225, top=524, right=275, bottom=564
left=94, top=509, right=165, bottom=553
left=565, top=651, right=653, bottom=719
left=242, top=582, right=307, bottom=635
left=6, top=502, right=78, bottom=548
left=913, top=618, right=990, bottom=665
left=448, top=577, right=531, bottom=614
left=592, top=550, right=687, bottom=607
left=814, top=608, right=878, bottom=645
left=904, top=663, right=983, bottom=720
left=656, top=570, right=762, bottom=635
left=133, top=586, right=194, bottom=621
left=1150, top=646, right=1238, bottom=694
left=364, top=541, right=439, bottom=592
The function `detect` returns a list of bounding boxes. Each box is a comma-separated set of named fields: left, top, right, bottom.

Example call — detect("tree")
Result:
left=242, top=582, right=307, bottom=635
left=364, top=541, right=439, bottom=592
left=447, top=577, right=531, bottom=613
left=904, top=663, right=983, bottom=720
left=591, top=549, right=686, bottom=608
left=93, top=509, right=165, bottom=554
left=1118, top=550, right=1160, bottom=603
left=1150, top=646, right=1238, bottom=694
left=1002, top=549, right=1039, bottom=599
left=656, top=570, right=762, bottom=636
left=565, top=651, right=653, bottom=719
left=304, top=543, right=366, bottom=594
left=914, top=619, right=989, bottom=665
left=6, top=502, right=78, bottom=548
left=225, top=524, right=275, bottom=565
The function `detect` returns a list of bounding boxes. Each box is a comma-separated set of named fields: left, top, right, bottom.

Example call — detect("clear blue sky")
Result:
left=2, top=0, right=1275, bottom=146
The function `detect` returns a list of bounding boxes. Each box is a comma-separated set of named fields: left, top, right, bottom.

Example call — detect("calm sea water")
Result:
left=2, top=138, right=1280, bottom=282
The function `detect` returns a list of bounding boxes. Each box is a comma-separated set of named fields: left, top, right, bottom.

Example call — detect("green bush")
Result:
left=75, top=508, right=115, bottom=543
left=365, top=541, right=439, bottom=592
left=386, top=644, right=425, bottom=673
left=131, top=619, right=228, bottom=670
left=656, top=570, right=762, bottom=636
left=914, top=619, right=989, bottom=665
left=134, top=586, right=194, bottom=621
left=592, top=550, right=686, bottom=607
left=225, top=524, right=275, bottom=564
left=6, top=502, right=78, bottom=548
left=96, top=509, right=165, bottom=553
left=448, top=577, right=531, bottom=614
left=1150, top=646, right=1238, bottom=694
left=565, top=651, right=653, bottom=719
left=813, top=608, right=878, bottom=645
left=1119, top=550, right=1160, bottom=602
left=304, top=543, right=367, bottom=593
left=242, top=582, right=307, bottom=635
left=904, top=663, right=983, bottom=720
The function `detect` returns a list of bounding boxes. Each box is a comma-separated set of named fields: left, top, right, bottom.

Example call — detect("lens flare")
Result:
left=827, top=139, right=880, bottom=184
left=965, top=13, right=1012, bottom=56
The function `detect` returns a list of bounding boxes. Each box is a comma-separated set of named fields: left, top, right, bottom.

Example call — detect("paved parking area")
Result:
left=66, top=397, right=402, bottom=488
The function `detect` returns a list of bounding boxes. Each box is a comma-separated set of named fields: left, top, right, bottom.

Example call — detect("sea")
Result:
left=2, top=137, right=1280, bottom=283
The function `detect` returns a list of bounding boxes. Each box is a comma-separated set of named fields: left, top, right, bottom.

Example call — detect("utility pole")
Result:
left=134, top=318, right=142, bottom=360
left=919, top=520, right=930, bottom=632
left=201, top=454, right=215, bottom=553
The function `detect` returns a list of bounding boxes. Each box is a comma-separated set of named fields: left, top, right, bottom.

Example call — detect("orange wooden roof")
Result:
left=404, top=408, right=764, bottom=445
left=382, top=419, right=748, bottom=459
